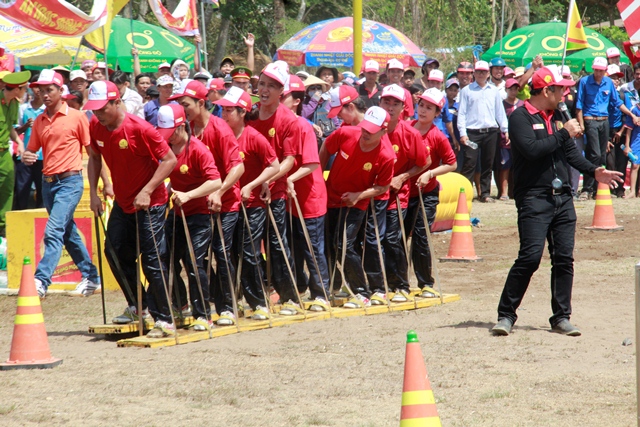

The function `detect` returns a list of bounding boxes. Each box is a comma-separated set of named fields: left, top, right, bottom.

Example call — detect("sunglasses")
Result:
left=308, top=85, right=323, bottom=92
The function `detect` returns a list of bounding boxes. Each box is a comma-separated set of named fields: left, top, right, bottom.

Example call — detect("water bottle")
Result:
left=621, top=145, right=640, bottom=164
left=0, top=237, right=7, bottom=271
left=466, top=140, right=478, bottom=149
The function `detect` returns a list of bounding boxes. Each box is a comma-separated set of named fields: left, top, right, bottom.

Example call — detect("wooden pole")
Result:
left=353, top=0, right=362, bottom=74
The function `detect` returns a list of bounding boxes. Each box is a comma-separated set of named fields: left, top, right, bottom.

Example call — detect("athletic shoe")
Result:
left=492, top=318, right=513, bottom=336
left=343, top=294, right=371, bottom=309
left=552, top=319, right=581, bottom=336
left=216, top=311, right=236, bottom=326
left=420, top=287, right=440, bottom=298
left=192, top=317, right=212, bottom=331
left=309, top=297, right=330, bottom=312
left=35, top=278, right=46, bottom=298
left=279, top=300, right=302, bottom=316
left=70, top=278, right=101, bottom=297
left=370, top=292, right=388, bottom=305
left=112, top=306, right=150, bottom=324
left=252, top=305, right=270, bottom=320
left=181, top=304, right=192, bottom=317
left=391, top=289, right=413, bottom=303
left=147, top=320, right=176, bottom=338
left=333, top=287, right=350, bottom=298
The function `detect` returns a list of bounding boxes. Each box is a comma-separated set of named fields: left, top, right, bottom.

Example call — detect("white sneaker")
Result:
left=216, top=311, right=236, bottom=326
left=370, top=292, right=387, bottom=305
left=70, top=278, right=101, bottom=296
left=35, top=278, right=46, bottom=298
left=252, top=305, right=270, bottom=320
left=279, top=299, right=302, bottom=316
left=147, top=320, right=176, bottom=338
left=343, top=294, right=371, bottom=309
left=391, top=289, right=413, bottom=303
left=309, top=297, right=330, bottom=312
left=112, top=306, right=150, bottom=324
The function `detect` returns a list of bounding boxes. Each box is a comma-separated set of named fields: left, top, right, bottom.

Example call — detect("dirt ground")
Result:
left=0, top=197, right=638, bottom=426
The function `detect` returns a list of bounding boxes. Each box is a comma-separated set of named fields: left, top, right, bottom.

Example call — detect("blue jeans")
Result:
left=36, top=174, right=99, bottom=288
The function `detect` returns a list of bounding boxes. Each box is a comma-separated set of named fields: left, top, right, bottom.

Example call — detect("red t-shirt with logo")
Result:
left=410, top=121, right=456, bottom=196
left=324, top=126, right=395, bottom=211
left=386, top=120, right=428, bottom=210
left=195, top=114, right=242, bottom=212
left=169, top=137, right=220, bottom=216
left=90, top=114, right=170, bottom=214
left=290, top=116, right=327, bottom=219
left=248, top=104, right=300, bottom=200
left=238, top=126, right=277, bottom=208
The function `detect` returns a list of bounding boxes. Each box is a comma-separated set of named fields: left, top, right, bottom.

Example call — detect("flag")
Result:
left=566, top=1, right=588, bottom=51
left=84, top=0, right=129, bottom=53
left=618, top=0, right=640, bottom=40
left=148, top=0, right=200, bottom=37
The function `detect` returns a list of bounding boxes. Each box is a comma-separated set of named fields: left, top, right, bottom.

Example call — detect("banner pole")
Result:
left=69, top=37, right=84, bottom=70
left=200, top=1, right=208, bottom=69
left=561, top=0, right=575, bottom=68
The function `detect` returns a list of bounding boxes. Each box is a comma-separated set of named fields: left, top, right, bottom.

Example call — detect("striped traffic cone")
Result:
left=440, top=188, right=482, bottom=262
left=0, top=257, right=62, bottom=370
left=400, top=330, right=442, bottom=427
left=585, top=182, right=623, bottom=231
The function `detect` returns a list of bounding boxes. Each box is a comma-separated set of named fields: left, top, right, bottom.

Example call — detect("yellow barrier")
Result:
left=432, top=172, right=473, bottom=232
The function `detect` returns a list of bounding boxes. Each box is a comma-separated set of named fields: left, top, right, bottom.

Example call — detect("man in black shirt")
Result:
left=358, top=60, right=382, bottom=108
left=492, top=65, right=622, bottom=337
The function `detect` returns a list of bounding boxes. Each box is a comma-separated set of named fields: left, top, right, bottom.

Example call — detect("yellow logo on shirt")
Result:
left=179, top=164, right=189, bottom=174
left=392, top=144, right=399, bottom=153
left=118, top=139, right=128, bottom=149
left=363, top=162, right=372, bottom=171
left=239, top=151, right=245, bottom=160
left=268, top=128, right=276, bottom=137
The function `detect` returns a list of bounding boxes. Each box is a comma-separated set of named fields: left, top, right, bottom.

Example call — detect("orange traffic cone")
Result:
left=585, top=183, right=623, bottom=231
left=400, top=330, right=442, bottom=427
left=440, top=188, right=482, bottom=262
left=0, top=257, right=62, bottom=370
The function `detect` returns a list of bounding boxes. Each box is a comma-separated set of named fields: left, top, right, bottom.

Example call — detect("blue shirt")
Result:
left=18, top=102, right=45, bottom=160
left=625, top=104, right=640, bottom=156
left=450, top=99, right=460, bottom=140
left=609, top=91, right=631, bottom=129
left=620, top=81, right=640, bottom=109
left=457, top=81, right=509, bottom=137
left=576, top=75, right=622, bottom=117
left=434, top=97, right=453, bottom=138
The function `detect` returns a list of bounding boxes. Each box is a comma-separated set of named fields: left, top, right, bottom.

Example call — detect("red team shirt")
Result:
left=195, top=115, right=242, bottom=212
left=324, top=126, right=395, bottom=211
left=291, top=117, right=327, bottom=219
left=90, top=114, right=170, bottom=214
left=249, top=104, right=301, bottom=200
left=169, top=137, right=221, bottom=216
left=238, top=126, right=278, bottom=208
left=409, top=121, right=456, bottom=196
left=386, top=120, right=428, bottom=210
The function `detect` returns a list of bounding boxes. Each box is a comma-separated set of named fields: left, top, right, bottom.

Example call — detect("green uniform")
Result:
left=0, top=91, right=19, bottom=236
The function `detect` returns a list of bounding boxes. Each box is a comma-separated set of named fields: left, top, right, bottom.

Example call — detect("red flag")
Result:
left=618, top=0, right=640, bottom=40
left=148, top=0, right=199, bottom=37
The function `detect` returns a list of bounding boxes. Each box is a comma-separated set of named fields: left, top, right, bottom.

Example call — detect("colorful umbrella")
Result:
left=277, top=17, right=426, bottom=68
left=481, top=22, right=627, bottom=73
left=105, top=17, right=197, bottom=73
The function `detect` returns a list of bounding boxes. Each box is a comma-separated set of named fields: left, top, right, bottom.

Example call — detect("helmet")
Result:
left=490, top=57, right=507, bottom=68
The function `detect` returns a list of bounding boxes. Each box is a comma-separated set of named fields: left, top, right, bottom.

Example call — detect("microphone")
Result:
left=557, top=102, right=571, bottom=121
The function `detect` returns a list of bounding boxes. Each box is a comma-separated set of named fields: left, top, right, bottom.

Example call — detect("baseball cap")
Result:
left=84, top=80, right=120, bottom=110
left=474, top=61, right=490, bottom=71
left=607, top=64, right=623, bottom=78
left=295, top=70, right=310, bottom=80
left=158, top=62, right=171, bottom=71
left=169, top=79, right=208, bottom=100
left=208, top=78, right=225, bottom=91
left=231, top=67, right=252, bottom=80
left=214, top=86, right=252, bottom=111
left=146, top=85, right=159, bottom=98
left=445, top=78, right=460, bottom=89
left=364, top=60, right=380, bottom=73
left=29, top=69, right=64, bottom=88
left=530, top=65, right=576, bottom=90
left=283, top=74, right=305, bottom=96
left=561, top=65, right=572, bottom=77
left=81, top=60, right=96, bottom=69
left=380, top=84, right=406, bottom=102
left=261, top=62, right=289, bottom=86
left=505, top=78, right=520, bottom=89
left=193, top=70, right=212, bottom=81
left=91, top=62, right=114, bottom=75
left=70, top=70, right=87, bottom=82
left=422, top=57, right=440, bottom=68
left=387, top=59, right=404, bottom=70
left=428, top=69, right=444, bottom=82
left=156, top=104, right=186, bottom=141
left=457, top=62, right=474, bottom=72
left=418, top=88, right=445, bottom=109
left=327, top=85, right=360, bottom=119
left=156, top=75, right=175, bottom=87
left=592, top=57, right=608, bottom=71
left=606, top=47, right=621, bottom=58
left=220, top=56, right=234, bottom=67
left=359, top=106, right=390, bottom=134
left=504, top=67, right=515, bottom=77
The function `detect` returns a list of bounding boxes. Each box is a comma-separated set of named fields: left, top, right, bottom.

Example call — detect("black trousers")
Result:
left=383, top=205, right=408, bottom=291
left=405, top=188, right=439, bottom=289
left=361, top=199, right=387, bottom=292
left=210, top=211, right=238, bottom=314
left=606, top=125, right=627, bottom=197
left=582, top=119, right=609, bottom=194
left=13, top=159, right=43, bottom=210
left=235, top=206, right=268, bottom=310
left=266, top=198, right=297, bottom=302
left=497, top=193, right=576, bottom=327
left=461, top=128, right=499, bottom=199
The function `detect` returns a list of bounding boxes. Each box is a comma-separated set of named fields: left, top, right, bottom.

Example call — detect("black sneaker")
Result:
left=552, top=319, right=581, bottom=336
left=491, top=318, right=513, bottom=336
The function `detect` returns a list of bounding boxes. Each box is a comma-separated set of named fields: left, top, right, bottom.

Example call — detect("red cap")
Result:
left=169, top=79, right=208, bottom=100
left=283, top=74, right=305, bottom=96
left=327, top=85, right=359, bottom=119
left=29, top=69, right=64, bottom=88
left=531, top=65, right=576, bottom=90
left=505, top=78, right=520, bottom=88
left=84, top=81, right=120, bottom=110
left=359, top=106, right=390, bottom=134
left=380, top=84, right=406, bottom=102
left=418, top=88, right=445, bottom=109
left=214, top=86, right=252, bottom=111
left=156, top=104, right=186, bottom=141
left=208, top=78, right=225, bottom=91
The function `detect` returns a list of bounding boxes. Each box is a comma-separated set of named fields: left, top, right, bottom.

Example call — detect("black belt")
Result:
left=584, top=116, right=608, bottom=121
left=43, top=170, right=82, bottom=183
left=468, top=127, right=498, bottom=134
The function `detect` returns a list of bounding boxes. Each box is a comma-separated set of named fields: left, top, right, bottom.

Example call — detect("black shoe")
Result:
left=552, top=319, right=581, bottom=336
left=491, top=318, right=512, bottom=336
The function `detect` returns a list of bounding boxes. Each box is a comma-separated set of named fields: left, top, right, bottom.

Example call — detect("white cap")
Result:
left=380, top=84, right=406, bottom=102
left=295, top=70, right=310, bottom=79
left=386, top=58, right=404, bottom=70
left=428, top=69, right=444, bottom=82
left=364, top=60, right=380, bottom=73
left=607, top=64, right=623, bottom=77
left=61, top=84, right=70, bottom=97
left=419, top=88, right=445, bottom=109
left=70, top=70, right=87, bottom=82
left=474, top=61, right=490, bottom=71
left=606, top=47, right=621, bottom=58
left=156, top=75, right=176, bottom=87
left=158, top=62, right=171, bottom=70
left=359, top=106, right=390, bottom=134
left=592, top=56, right=608, bottom=71
left=84, top=80, right=119, bottom=110
left=561, top=65, right=572, bottom=77
left=262, top=62, right=289, bottom=86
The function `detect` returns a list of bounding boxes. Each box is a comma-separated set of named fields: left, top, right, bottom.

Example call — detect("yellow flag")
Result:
left=566, top=1, right=588, bottom=51
left=84, top=0, right=129, bottom=53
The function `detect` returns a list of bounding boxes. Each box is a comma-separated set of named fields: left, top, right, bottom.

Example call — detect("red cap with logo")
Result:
left=208, top=78, right=225, bottom=91
left=530, top=65, right=575, bottom=90
left=327, top=85, right=359, bottom=119
left=84, top=81, right=120, bottom=110
left=359, top=106, right=390, bottom=134
left=283, top=74, right=305, bottom=96
left=156, top=104, right=186, bottom=141
left=29, top=69, right=64, bottom=88
left=214, top=86, right=253, bottom=112
left=169, top=79, right=208, bottom=100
